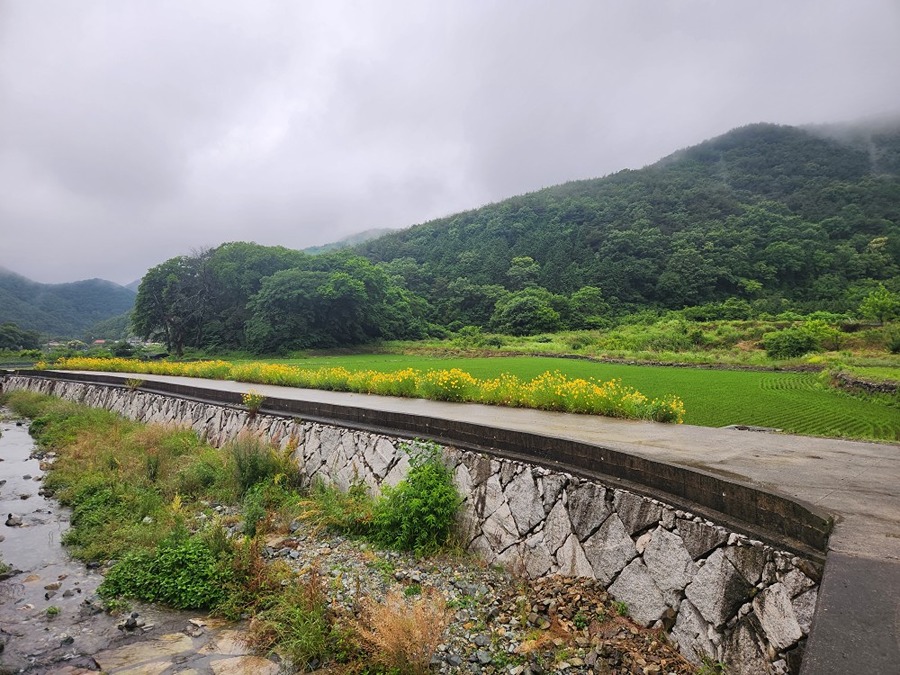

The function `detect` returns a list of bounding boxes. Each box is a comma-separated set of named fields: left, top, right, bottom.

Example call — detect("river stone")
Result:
left=567, top=482, right=610, bottom=541
left=94, top=633, right=194, bottom=671
left=210, top=655, right=280, bottom=675
left=209, top=629, right=252, bottom=655
left=555, top=533, right=594, bottom=577
left=791, top=587, right=817, bottom=634
left=684, top=548, right=750, bottom=627
left=582, top=514, right=637, bottom=585
left=670, top=599, right=716, bottom=665
left=614, top=491, right=662, bottom=535
left=506, top=469, right=545, bottom=536
left=608, top=558, right=668, bottom=626
left=543, top=499, right=573, bottom=555
left=752, top=582, right=803, bottom=651
left=724, top=543, right=769, bottom=585
left=723, top=617, right=771, bottom=675
left=643, top=527, right=697, bottom=605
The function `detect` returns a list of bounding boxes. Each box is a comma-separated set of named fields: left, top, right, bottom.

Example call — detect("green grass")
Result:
left=841, top=365, right=900, bottom=384
left=238, top=354, right=899, bottom=441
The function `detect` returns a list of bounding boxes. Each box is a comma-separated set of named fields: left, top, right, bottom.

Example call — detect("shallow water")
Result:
left=0, top=412, right=274, bottom=674
left=0, top=414, right=113, bottom=670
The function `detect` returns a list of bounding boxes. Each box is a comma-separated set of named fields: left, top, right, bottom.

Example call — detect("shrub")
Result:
left=299, top=480, right=375, bottom=535
left=246, top=569, right=333, bottom=670
left=761, top=327, right=820, bottom=358
left=353, top=589, right=449, bottom=675
left=242, top=390, right=265, bottom=416
left=99, top=529, right=229, bottom=610
left=227, top=434, right=296, bottom=497
left=887, top=329, right=900, bottom=354
left=372, top=441, right=461, bottom=555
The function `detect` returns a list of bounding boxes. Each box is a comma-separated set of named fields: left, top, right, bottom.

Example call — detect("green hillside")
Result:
left=130, top=121, right=900, bottom=354
left=356, top=122, right=899, bottom=321
left=0, top=268, right=136, bottom=337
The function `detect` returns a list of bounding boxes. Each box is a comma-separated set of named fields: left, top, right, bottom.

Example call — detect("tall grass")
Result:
left=353, top=590, right=450, bottom=675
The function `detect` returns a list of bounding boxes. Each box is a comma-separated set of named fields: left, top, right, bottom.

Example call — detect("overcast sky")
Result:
left=1, top=1, right=899, bottom=285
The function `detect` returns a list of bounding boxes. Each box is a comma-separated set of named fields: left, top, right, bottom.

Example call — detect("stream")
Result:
left=0, top=412, right=274, bottom=674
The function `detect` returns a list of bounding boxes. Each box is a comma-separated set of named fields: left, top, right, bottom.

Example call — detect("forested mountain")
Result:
left=132, top=121, right=900, bottom=354
left=303, top=228, right=396, bottom=254
left=355, top=122, right=899, bottom=320
left=0, top=268, right=136, bottom=337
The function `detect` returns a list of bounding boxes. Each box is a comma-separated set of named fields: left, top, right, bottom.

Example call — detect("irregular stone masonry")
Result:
left=3, top=375, right=820, bottom=674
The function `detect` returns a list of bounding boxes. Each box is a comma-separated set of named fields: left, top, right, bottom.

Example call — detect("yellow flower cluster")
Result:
left=42, top=358, right=684, bottom=423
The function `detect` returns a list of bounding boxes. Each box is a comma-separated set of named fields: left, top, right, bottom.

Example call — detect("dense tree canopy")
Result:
left=356, top=123, right=900, bottom=318
left=0, top=322, right=40, bottom=350
left=130, top=121, right=900, bottom=353
left=133, top=246, right=426, bottom=354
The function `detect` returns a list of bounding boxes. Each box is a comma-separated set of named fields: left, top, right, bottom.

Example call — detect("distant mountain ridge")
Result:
left=353, top=121, right=900, bottom=315
left=0, top=267, right=135, bottom=337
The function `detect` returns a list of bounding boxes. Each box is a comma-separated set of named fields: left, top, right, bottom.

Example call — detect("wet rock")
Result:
left=684, top=548, right=750, bottom=628
left=5, top=513, right=22, bottom=526
left=614, top=491, right=662, bottom=535
left=676, top=518, right=727, bottom=560
left=567, top=483, right=610, bottom=540
left=608, top=559, right=668, bottom=626
left=752, top=582, right=803, bottom=651
left=582, top=514, right=636, bottom=584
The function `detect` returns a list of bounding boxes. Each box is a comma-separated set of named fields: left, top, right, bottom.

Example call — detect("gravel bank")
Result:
left=260, top=519, right=698, bottom=674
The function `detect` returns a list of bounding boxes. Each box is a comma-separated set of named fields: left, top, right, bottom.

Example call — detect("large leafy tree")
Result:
left=490, top=288, right=563, bottom=336
left=0, top=322, right=40, bottom=350
left=245, top=253, right=425, bottom=353
left=132, top=254, right=213, bottom=356
left=859, top=285, right=899, bottom=325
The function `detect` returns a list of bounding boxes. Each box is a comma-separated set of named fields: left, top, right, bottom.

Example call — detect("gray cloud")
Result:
left=1, top=0, right=898, bottom=284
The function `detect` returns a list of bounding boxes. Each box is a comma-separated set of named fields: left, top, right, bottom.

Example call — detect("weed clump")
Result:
left=372, top=441, right=462, bottom=555
left=353, top=589, right=450, bottom=675
left=99, top=528, right=228, bottom=610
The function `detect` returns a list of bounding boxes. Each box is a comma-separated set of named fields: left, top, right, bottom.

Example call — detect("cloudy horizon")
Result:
left=2, top=1, right=899, bottom=286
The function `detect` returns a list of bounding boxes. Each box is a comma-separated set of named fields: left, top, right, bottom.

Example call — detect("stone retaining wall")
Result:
left=2, top=374, right=821, bottom=674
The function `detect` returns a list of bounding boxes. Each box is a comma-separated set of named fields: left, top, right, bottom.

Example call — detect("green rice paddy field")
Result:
left=246, top=354, right=899, bottom=441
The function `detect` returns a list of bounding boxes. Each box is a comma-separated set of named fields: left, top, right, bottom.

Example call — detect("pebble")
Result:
left=263, top=519, right=697, bottom=674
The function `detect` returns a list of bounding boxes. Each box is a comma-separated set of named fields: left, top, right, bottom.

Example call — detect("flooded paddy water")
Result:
left=0, top=413, right=277, bottom=674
